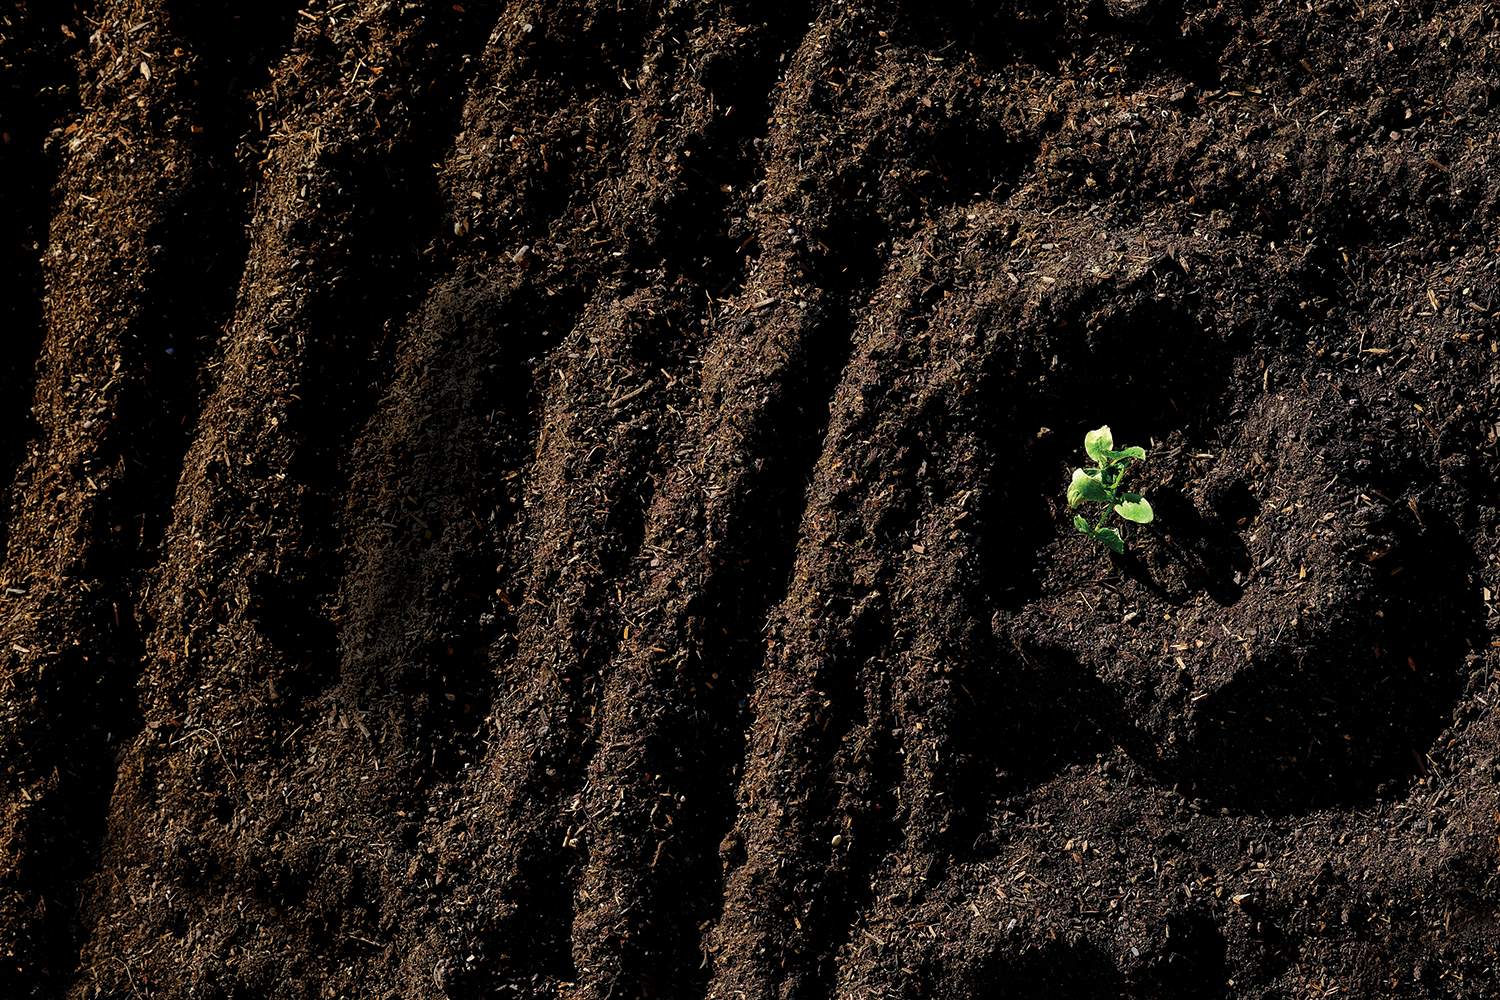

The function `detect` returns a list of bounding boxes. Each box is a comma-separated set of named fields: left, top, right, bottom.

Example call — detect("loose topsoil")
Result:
left=6, top=1, right=1500, bottom=997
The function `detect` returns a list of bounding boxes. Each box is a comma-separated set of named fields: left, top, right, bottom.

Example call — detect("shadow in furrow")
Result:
left=574, top=273, right=878, bottom=997
left=237, top=2, right=511, bottom=737
left=645, top=313, right=863, bottom=995
left=8, top=9, right=314, bottom=988
left=0, top=5, right=85, bottom=564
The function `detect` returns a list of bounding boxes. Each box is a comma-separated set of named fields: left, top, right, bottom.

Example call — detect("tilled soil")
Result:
left=5, top=1, right=1500, bottom=997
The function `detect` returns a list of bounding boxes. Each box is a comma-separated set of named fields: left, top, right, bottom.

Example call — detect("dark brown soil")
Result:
left=6, top=1, right=1500, bottom=997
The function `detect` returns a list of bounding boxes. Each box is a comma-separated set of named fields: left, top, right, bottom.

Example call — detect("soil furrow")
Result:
left=0, top=2, right=257, bottom=990
left=12, top=2, right=1500, bottom=998
left=0, top=5, right=83, bottom=563
left=69, top=5, right=511, bottom=996
left=566, top=274, right=863, bottom=1000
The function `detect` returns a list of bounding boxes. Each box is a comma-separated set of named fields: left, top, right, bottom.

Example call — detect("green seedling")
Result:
left=1066, top=425, right=1153, bottom=554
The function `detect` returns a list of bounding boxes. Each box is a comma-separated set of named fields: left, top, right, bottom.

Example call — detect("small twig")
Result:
left=608, top=378, right=653, bottom=410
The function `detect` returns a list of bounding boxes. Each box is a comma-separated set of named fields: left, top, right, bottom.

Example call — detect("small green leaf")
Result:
left=1066, top=470, right=1088, bottom=508
left=1105, top=445, right=1147, bottom=461
left=1094, top=527, right=1125, bottom=553
left=1067, top=469, right=1112, bottom=507
left=1084, top=425, right=1114, bottom=463
left=1073, top=514, right=1091, bottom=535
left=1114, top=493, right=1154, bottom=524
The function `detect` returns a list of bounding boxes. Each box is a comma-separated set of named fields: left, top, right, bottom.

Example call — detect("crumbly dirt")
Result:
left=5, top=1, right=1500, bottom=997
